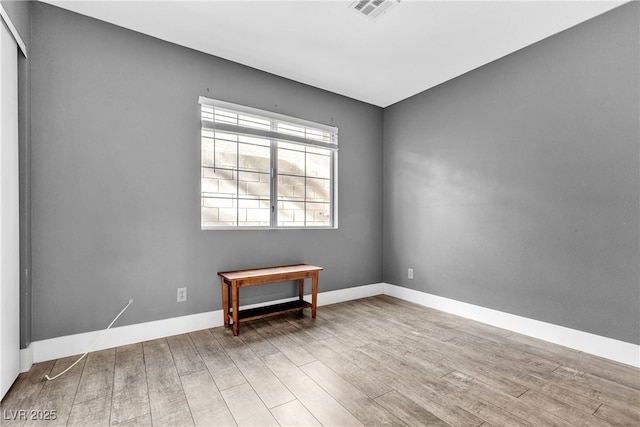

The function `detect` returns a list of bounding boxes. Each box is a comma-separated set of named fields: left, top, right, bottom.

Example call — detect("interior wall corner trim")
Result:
left=383, top=283, right=640, bottom=368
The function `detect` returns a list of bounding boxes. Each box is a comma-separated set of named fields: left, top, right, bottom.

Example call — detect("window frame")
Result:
left=199, top=96, right=338, bottom=230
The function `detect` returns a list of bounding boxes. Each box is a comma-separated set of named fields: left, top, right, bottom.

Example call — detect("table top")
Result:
left=218, top=264, right=323, bottom=281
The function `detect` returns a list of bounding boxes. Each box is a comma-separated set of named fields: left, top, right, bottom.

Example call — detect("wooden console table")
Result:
left=218, top=264, right=323, bottom=336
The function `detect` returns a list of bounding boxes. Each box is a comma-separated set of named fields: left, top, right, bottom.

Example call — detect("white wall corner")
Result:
left=383, top=283, right=640, bottom=368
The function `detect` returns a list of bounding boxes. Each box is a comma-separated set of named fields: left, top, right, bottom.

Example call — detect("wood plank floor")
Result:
left=2, top=295, right=639, bottom=426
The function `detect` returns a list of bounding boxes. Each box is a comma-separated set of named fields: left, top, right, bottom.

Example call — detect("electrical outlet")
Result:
left=177, top=287, right=187, bottom=302
left=408, top=268, right=414, bottom=280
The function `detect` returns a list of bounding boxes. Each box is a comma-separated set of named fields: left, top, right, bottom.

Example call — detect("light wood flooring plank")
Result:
left=264, top=316, right=315, bottom=347
left=110, top=343, right=150, bottom=426
left=179, top=371, right=236, bottom=427
left=0, top=361, right=55, bottom=427
left=166, top=334, right=206, bottom=377
left=283, top=313, right=335, bottom=341
left=72, top=348, right=115, bottom=404
left=531, top=369, right=640, bottom=421
left=24, top=355, right=87, bottom=427
left=357, top=297, right=463, bottom=337
left=312, top=332, right=362, bottom=355
left=517, top=389, right=613, bottom=427
left=312, top=305, right=374, bottom=349
left=235, top=322, right=280, bottom=358
left=340, top=344, right=484, bottom=427
left=569, top=354, right=640, bottom=391
left=442, top=370, right=569, bottom=427
left=594, top=403, right=640, bottom=427
left=263, top=352, right=364, bottom=426
left=67, top=348, right=115, bottom=426
left=220, top=383, right=278, bottom=426
left=189, top=329, right=246, bottom=391
left=449, top=397, right=533, bottom=427
left=507, top=370, right=601, bottom=414
left=213, top=327, right=295, bottom=409
left=269, top=400, right=322, bottom=427
left=143, top=339, right=194, bottom=427
left=67, top=394, right=111, bottom=427
left=375, top=390, right=450, bottom=427
left=111, top=414, right=151, bottom=427
left=392, top=332, right=531, bottom=398
left=253, top=320, right=316, bottom=366
left=446, top=332, right=561, bottom=374
left=300, top=360, right=408, bottom=426
left=554, top=365, right=640, bottom=401
left=377, top=371, right=484, bottom=427
left=507, top=334, right=640, bottom=391
left=305, top=340, right=393, bottom=399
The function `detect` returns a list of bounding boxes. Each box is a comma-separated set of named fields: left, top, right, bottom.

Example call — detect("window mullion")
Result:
left=270, top=119, right=278, bottom=228
left=304, top=149, right=307, bottom=227
left=236, top=135, right=240, bottom=227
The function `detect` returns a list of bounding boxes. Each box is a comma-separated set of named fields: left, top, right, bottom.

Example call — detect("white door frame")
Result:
left=0, top=11, right=21, bottom=400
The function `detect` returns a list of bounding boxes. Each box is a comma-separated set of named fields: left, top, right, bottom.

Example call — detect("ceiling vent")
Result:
left=350, top=0, right=399, bottom=20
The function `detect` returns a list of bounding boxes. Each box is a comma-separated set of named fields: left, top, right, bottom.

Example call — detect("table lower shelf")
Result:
left=228, top=299, right=313, bottom=324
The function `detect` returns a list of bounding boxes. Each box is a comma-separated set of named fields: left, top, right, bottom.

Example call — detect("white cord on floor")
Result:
left=44, top=299, right=134, bottom=381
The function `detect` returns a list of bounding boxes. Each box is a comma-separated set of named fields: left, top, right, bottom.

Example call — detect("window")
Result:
left=199, top=97, right=338, bottom=229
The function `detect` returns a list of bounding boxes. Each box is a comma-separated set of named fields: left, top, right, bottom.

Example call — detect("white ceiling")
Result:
left=42, top=0, right=625, bottom=107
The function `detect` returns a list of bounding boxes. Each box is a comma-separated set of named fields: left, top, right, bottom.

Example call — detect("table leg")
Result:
left=311, top=273, right=318, bottom=318
left=232, top=284, right=240, bottom=336
left=298, top=279, right=304, bottom=301
left=221, top=279, right=229, bottom=328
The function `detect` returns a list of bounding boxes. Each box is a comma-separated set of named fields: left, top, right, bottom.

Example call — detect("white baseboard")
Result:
left=27, top=310, right=222, bottom=371
left=24, top=283, right=385, bottom=370
left=318, top=282, right=384, bottom=305
left=20, top=344, right=33, bottom=373
left=383, top=283, right=640, bottom=368
left=23, top=282, right=638, bottom=370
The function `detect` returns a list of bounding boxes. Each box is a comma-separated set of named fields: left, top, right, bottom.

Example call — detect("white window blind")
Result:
left=199, top=97, right=338, bottom=229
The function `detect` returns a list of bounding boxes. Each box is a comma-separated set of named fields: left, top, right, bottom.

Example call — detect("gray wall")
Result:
left=30, top=2, right=383, bottom=341
left=383, top=2, right=639, bottom=344
left=25, top=1, right=640, bottom=346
